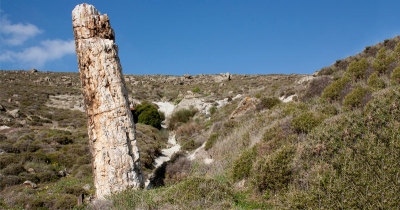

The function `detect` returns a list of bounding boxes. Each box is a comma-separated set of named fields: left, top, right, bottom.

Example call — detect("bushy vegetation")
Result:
left=291, top=111, right=322, bottom=134
left=168, top=108, right=198, bottom=130
left=204, top=133, right=219, bottom=150
left=132, top=102, right=164, bottom=129
left=391, top=66, right=400, bottom=85
left=367, top=72, right=386, bottom=90
left=256, top=97, right=281, bottom=111
left=342, top=86, right=370, bottom=110
left=321, top=76, right=350, bottom=102
left=347, top=58, right=369, bottom=80
left=372, top=47, right=395, bottom=74
left=2, top=35, right=400, bottom=209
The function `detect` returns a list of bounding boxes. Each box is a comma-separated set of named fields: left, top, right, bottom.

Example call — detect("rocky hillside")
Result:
left=1, top=36, right=400, bottom=209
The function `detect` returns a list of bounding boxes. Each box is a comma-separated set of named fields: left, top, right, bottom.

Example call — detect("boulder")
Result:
left=29, top=68, right=38, bottom=73
left=7, top=109, right=19, bottom=118
left=23, top=180, right=38, bottom=189
left=230, top=97, right=259, bottom=119
left=213, top=72, right=231, bottom=83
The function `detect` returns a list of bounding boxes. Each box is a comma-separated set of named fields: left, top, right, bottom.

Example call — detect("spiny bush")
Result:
left=111, top=177, right=236, bottom=209
left=391, top=66, right=400, bottom=85
left=347, top=58, right=369, bottom=81
left=321, top=76, right=350, bottom=102
left=133, top=102, right=164, bottom=129
left=1, top=164, right=25, bottom=176
left=367, top=72, right=386, bottom=90
left=204, top=133, right=219, bottom=151
left=291, top=112, right=322, bottom=134
left=285, top=94, right=400, bottom=209
left=181, top=139, right=198, bottom=151
left=168, top=108, right=198, bottom=130
left=52, top=194, right=77, bottom=209
left=372, top=47, right=395, bottom=74
left=165, top=153, right=191, bottom=185
left=343, top=86, right=370, bottom=110
left=252, top=145, right=295, bottom=193
left=232, top=147, right=256, bottom=181
left=256, top=97, right=281, bottom=111
left=300, top=76, right=332, bottom=101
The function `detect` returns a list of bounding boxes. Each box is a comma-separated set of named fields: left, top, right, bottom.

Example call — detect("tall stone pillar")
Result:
left=72, top=4, right=143, bottom=199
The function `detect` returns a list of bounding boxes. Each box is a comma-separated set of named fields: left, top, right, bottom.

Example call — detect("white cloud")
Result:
left=0, top=15, right=43, bottom=46
left=0, top=39, right=75, bottom=68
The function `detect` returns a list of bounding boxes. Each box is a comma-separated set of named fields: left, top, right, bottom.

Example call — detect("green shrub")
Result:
left=204, top=133, right=219, bottom=151
left=367, top=72, right=386, bottom=90
left=252, top=146, right=295, bottom=193
left=63, top=186, right=88, bottom=196
left=37, top=171, right=58, bottom=183
left=112, top=177, right=235, bottom=209
left=232, top=147, right=256, bottom=181
left=300, top=76, right=332, bottom=101
left=292, top=112, right=322, bottom=134
left=321, top=76, right=350, bottom=102
left=256, top=97, right=281, bottom=111
left=53, top=194, right=77, bottom=209
left=2, top=163, right=25, bottom=175
left=347, top=58, right=369, bottom=80
left=391, top=66, right=400, bottom=85
left=192, top=86, right=201, bottom=93
left=181, top=139, right=198, bottom=151
left=209, top=106, right=217, bottom=115
left=0, top=154, right=22, bottom=169
left=168, top=108, right=197, bottom=130
left=133, top=102, right=163, bottom=129
left=343, top=86, right=369, bottom=110
left=372, top=47, right=395, bottom=74
left=0, top=175, right=22, bottom=189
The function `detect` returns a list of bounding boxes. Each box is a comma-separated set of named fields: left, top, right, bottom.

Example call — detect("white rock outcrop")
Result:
left=72, top=4, right=143, bottom=200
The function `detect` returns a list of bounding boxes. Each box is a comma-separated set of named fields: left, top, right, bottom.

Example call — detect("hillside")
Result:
left=1, top=36, right=400, bottom=209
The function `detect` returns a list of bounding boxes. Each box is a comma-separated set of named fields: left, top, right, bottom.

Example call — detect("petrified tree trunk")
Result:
left=72, top=4, right=143, bottom=199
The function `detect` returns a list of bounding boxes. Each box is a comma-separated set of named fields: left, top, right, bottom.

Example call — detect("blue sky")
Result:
left=1, top=0, right=400, bottom=75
